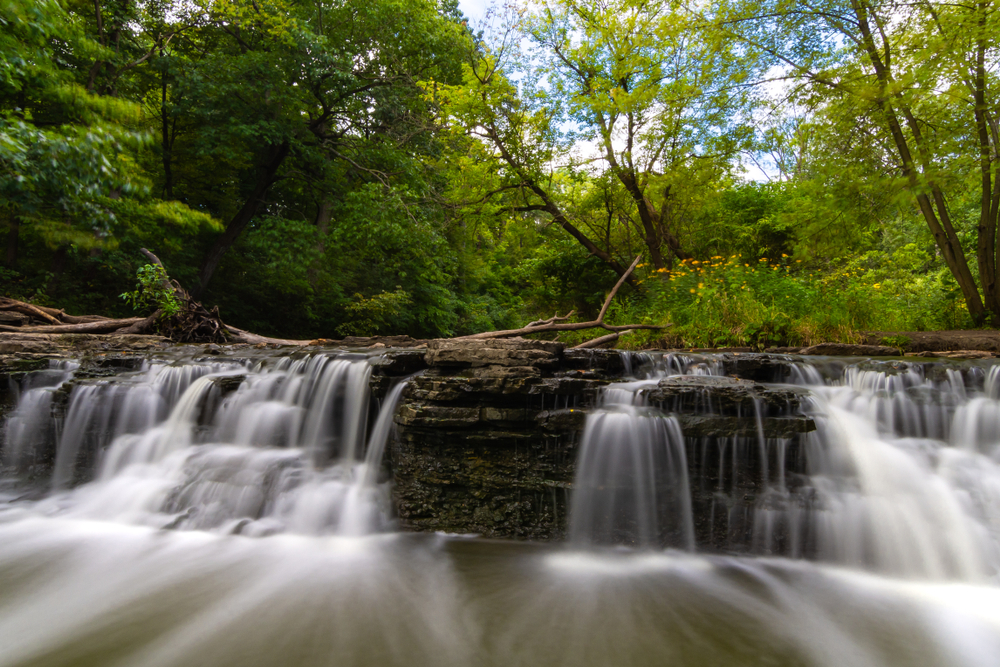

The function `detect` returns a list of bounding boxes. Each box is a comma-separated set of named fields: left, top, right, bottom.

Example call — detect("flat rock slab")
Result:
left=676, top=414, right=816, bottom=438
left=425, top=338, right=564, bottom=368
left=0, top=333, right=172, bottom=355
left=863, top=330, right=1000, bottom=353
left=798, top=343, right=901, bottom=356
left=644, top=376, right=809, bottom=415
left=906, top=350, right=997, bottom=359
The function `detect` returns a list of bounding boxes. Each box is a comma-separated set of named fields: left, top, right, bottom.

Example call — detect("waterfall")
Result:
left=1, top=353, right=408, bottom=537
left=567, top=359, right=708, bottom=549
left=567, top=355, right=1000, bottom=580
left=3, top=350, right=1000, bottom=666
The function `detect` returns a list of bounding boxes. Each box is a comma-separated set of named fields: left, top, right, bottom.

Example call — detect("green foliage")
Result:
left=0, top=0, right=995, bottom=344
left=120, top=264, right=181, bottom=317
left=338, top=290, right=413, bottom=337
left=880, top=335, right=911, bottom=353
left=641, top=250, right=967, bottom=349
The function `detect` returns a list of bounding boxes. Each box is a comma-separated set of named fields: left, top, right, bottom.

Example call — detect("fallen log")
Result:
left=0, top=317, right=145, bottom=334
left=0, top=297, right=113, bottom=326
left=571, top=331, right=630, bottom=349
left=455, top=256, right=668, bottom=342
left=0, top=298, right=61, bottom=325
left=224, top=325, right=312, bottom=347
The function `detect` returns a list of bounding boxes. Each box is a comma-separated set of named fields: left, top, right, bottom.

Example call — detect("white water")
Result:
left=3, top=351, right=1000, bottom=665
left=3, top=354, right=402, bottom=536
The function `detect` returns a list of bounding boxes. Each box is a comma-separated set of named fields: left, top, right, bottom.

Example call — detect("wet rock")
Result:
left=715, top=353, right=800, bottom=383
left=644, top=376, right=808, bottom=415
left=369, top=349, right=428, bottom=376
left=528, top=377, right=607, bottom=397
left=391, top=426, right=577, bottom=539
left=207, top=374, right=246, bottom=395
left=425, top=338, right=563, bottom=369
left=396, top=404, right=482, bottom=428
left=799, top=343, right=900, bottom=357
left=470, top=365, right=540, bottom=379
left=561, top=349, right=627, bottom=376
left=535, top=408, right=587, bottom=432
left=676, top=414, right=815, bottom=439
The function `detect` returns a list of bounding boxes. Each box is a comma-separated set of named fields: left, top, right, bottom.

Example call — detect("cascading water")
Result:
left=3, top=348, right=1000, bottom=666
left=570, top=353, right=1000, bottom=582
left=3, top=353, right=405, bottom=536
left=786, top=360, right=1000, bottom=579
left=569, top=370, right=697, bottom=550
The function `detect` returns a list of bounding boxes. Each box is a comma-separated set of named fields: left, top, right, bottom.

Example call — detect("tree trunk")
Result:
left=485, top=125, right=636, bottom=284
left=0, top=317, right=144, bottom=334
left=971, top=3, right=1000, bottom=322
left=161, top=48, right=174, bottom=200
left=5, top=216, right=18, bottom=268
left=851, top=0, right=987, bottom=323
left=308, top=199, right=333, bottom=288
left=194, top=141, right=290, bottom=298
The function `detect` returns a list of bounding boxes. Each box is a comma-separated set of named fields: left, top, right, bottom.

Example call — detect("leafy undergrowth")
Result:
left=554, top=247, right=972, bottom=350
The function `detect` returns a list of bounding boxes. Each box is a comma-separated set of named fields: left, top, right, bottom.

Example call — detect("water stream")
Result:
left=2, top=350, right=1000, bottom=666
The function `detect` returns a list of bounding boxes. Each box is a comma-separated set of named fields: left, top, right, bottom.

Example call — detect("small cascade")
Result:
left=567, top=357, right=709, bottom=549
left=619, top=351, right=722, bottom=378
left=1, top=353, right=411, bottom=537
left=39, top=362, right=242, bottom=488
left=566, top=353, right=1000, bottom=580
left=1, top=360, right=78, bottom=474
left=760, top=359, right=1000, bottom=579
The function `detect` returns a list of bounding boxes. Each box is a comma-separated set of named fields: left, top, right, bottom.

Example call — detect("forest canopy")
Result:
left=1, top=0, right=998, bottom=347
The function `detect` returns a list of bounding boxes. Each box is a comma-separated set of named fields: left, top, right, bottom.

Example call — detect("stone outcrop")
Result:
left=387, top=341, right=818, bottom=551
left=389, top=338, right=607, bottom=540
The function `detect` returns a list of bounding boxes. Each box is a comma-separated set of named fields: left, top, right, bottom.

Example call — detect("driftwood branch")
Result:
left=572, top=331, right=631, bottom=349
left=455, top=255, right=668, bottom=342
left=0, top=299, right=61, bottom=325
left=224, top=325, right=313, bottom=346
left=525, top=311, right=575, bottom=328
left=0, top=317, right=145, bottom=334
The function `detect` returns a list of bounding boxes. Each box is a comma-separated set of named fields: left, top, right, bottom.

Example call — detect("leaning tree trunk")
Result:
left=194, top=141, right=290, bottom=298
left=5, top=216, right=19, bottom=268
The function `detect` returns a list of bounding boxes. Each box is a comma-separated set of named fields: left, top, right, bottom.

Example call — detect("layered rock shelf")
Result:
left=7, top=338, right=991, bottom=554
left=385, top=339, right=818, bottom=551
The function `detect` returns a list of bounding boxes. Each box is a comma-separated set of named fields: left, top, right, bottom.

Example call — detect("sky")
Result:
left=458, top=0, right=490, bottom=23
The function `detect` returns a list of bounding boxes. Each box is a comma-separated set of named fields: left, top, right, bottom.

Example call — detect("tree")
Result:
left=154, top=0, right=471, bottom=295
left=719, top=0, right=1000, bottom=323
left=528, top=0, right=756, bottom=270
left=0, top=0, right=147, bottom=267
left=433, top=0, right=758, bottom=282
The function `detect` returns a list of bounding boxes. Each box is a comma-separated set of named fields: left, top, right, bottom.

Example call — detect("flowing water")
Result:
left=2, top=350, right=1000, bottom=666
